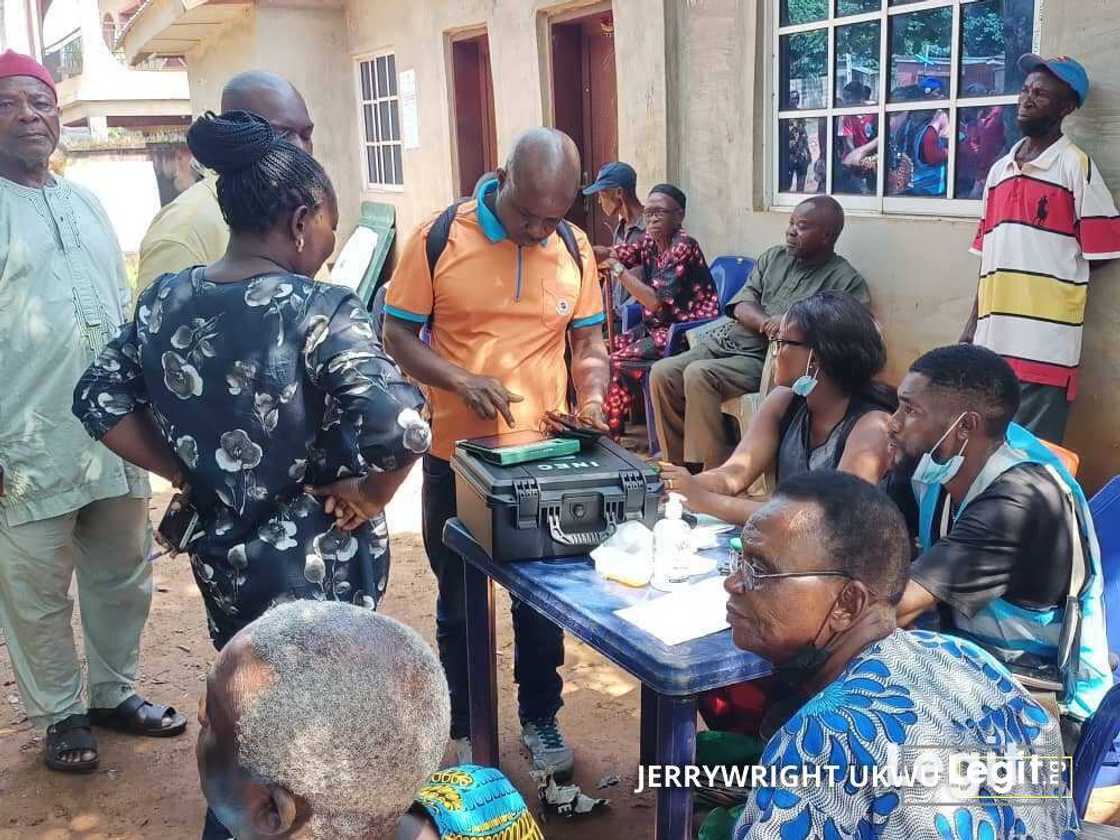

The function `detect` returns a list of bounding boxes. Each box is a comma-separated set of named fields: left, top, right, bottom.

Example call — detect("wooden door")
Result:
left=550, top=10, right=618, bottom=245
left=452, top=33, right=498, bottom=198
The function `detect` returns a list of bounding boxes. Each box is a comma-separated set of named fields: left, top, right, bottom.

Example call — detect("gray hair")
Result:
left=234, top=601, right=450, bottom=838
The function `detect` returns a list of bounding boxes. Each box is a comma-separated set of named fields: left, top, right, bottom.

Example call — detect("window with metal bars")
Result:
left=357, top=53, right=404, bottom=188
left=773, top=0, right=1038, bottom=217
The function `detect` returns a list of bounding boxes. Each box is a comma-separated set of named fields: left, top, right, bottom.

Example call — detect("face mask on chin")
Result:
left=770, top=586, right=846, bottom=695
left=911, top=412, right=969, bottom=487
left=792, top=350, right=818, bottom=398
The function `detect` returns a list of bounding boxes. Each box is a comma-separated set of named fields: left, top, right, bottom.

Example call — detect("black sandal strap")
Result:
left=46, top=715, right=97, bottom=758
left=47, top=713, right=92, bottom=735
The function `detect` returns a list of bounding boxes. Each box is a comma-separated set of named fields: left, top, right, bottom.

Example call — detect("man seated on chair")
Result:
left=650, top=195, right=870, bottom=471
left=727, top=471, right=1077, bottom=840
left=891, top=344, right=1110, bottom=750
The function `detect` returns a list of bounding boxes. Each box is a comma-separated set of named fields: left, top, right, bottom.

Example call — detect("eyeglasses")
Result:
left=642, top=208, right=678, bottom=221
left=729, top=553, right=851, bottom=591
left=772, top=337, right=809, bottom=352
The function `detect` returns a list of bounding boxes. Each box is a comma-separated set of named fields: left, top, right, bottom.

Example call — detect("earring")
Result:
left=296, top=237, right=305, bottom=253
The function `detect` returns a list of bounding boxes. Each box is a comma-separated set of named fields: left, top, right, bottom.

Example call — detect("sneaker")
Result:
left=520, top=718, right=574, bottom=779
left=451, top=736, right=473, bottom=765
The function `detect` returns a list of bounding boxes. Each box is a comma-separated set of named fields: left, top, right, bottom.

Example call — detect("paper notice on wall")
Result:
left=615, top=575, right=730, bottom=646
left=399, top=69, right=419, bottom=150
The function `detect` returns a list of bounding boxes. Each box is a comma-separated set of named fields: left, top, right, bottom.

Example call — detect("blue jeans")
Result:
left=422, top=455, right=564, bottom=739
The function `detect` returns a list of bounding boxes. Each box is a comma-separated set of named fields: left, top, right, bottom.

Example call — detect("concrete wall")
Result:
left=63, top=151, right=163, bottom=252
left=662, top=0, right=1120, bottom=493
left=184, top=0, right=359, bottom=255
left=1037, top=0, right=1120, bottom=491
left=173, top=0, right=1120, bottom=490
left=343, top=0, right=668, bottom=238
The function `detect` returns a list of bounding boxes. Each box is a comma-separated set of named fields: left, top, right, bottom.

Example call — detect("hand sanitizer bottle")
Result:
left=652, top=492, right=692, bottom=591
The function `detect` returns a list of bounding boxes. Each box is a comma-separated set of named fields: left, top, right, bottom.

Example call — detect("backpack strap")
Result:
left=555, top=219, right=584, bottom=276
left=426, top=200, right=584, bottom=279
left=425, top=200, right=466, bottom=279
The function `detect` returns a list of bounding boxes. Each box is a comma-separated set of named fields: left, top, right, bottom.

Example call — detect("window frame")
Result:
left=354, top=50, right=405, bottom=193
left=769, top=0, right=1042, bottom=218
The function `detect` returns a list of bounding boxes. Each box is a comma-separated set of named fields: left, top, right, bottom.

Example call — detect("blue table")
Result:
left=443, top=518, right=771, bottom=839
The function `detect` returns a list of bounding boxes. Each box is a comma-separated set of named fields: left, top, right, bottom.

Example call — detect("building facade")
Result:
left=120, top=0, right=1120, bottom=490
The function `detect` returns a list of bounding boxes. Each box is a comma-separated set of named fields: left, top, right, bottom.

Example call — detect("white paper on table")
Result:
left=615, top=575, right=730, bottom=646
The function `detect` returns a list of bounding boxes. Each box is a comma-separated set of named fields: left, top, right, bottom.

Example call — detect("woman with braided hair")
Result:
left=73, top=110, right=430, bottom=648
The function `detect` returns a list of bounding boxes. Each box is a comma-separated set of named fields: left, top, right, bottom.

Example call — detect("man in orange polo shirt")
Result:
left=384, top=128, right=609, bottom=778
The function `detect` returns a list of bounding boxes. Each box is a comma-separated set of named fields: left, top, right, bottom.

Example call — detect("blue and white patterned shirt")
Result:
left=74, top=268, right=428, bottom=647
left=735, top=629, right=1077, bottom=839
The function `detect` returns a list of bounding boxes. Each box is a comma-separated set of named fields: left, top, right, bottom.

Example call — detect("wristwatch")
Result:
left=610, top=262, right=624, bottom=279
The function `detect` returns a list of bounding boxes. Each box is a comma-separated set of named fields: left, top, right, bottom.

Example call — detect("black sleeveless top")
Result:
left=775, top=393, right=919, bottom=540
left=776, top=395, right=881, bottom=482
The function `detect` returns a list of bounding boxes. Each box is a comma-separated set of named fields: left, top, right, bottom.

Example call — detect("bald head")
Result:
left=785, top=195, right=845, bottom=261
left=220, top=71, right=314, bottom=153
left=505, top=127, right=581, bottom=191
left=493, top=128, right=582, bottom=245
left=799, top=195, right=845, bottom=237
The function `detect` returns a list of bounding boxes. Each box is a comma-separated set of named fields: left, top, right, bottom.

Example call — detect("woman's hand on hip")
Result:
left=307, top=477, right=384, bottom=532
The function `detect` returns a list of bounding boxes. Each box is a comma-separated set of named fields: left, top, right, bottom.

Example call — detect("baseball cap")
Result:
left=582, top=161, right=637, bottom=196
left=1017, top=53, right=1088, bottom=106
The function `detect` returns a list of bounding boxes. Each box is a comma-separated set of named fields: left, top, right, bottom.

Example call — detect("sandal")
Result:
left=45, top=714, right=99, bottom=773
left=89, top=693, right=188, bottom=738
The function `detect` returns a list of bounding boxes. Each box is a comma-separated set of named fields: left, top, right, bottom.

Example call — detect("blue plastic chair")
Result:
left=1081, top=476, right=1120, bottom=793
left=620, top=255, right=754, bottom=342
left=617, top=255, right=755, bottom=454
left=1074, top=681, right=1120, bottom=817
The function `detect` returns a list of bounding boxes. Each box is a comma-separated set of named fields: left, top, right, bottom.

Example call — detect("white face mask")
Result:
left=912, top=412, right=969, bottom=486
left=792, top=350, right=818, bottom=397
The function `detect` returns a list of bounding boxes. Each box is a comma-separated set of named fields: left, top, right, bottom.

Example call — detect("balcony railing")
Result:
left=43, top=30, right=84, bottom=83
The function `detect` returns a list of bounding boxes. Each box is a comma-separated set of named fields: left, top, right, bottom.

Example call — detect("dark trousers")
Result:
left=1015, top=381, right=1071, bottom=445
left=422, top=455, right=565, bottom=739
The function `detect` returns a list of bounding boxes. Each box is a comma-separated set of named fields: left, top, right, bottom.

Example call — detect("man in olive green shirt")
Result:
left=136, top=70, right=314, bottom=291
left=650, top=196, right=870, bottom=469
left=0, top=51, right=185, bottom=774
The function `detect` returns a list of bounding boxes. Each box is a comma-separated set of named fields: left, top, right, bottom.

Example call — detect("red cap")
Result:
left=0, top=50, right=57, bottom=98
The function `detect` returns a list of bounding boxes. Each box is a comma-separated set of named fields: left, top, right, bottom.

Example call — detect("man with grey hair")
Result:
left=384, top=127, right=610, bottom=777
left=197, top=600, right=450, bottom=839
left=137, top=70, right=316, bottom=291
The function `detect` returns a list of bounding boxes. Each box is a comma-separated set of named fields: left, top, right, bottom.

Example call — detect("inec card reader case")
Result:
left=451, top=432, right=661, bottom=562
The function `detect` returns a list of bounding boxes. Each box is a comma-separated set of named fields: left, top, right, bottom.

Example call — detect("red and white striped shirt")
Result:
left=971, top=136, right=1120, bottom=398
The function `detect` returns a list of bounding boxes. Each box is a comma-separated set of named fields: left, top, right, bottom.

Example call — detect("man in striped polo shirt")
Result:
left=962, top=54, right=1120, bottom=443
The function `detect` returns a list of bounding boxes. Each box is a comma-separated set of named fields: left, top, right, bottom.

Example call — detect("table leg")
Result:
left=640, top=683, right=658, bottom=766
left=464, top=560, right=499, bottom=767
left=654, top=692, right=697, bottom=840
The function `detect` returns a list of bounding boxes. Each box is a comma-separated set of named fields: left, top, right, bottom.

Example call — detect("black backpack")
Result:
left=425, top=198, right=584, bottom=278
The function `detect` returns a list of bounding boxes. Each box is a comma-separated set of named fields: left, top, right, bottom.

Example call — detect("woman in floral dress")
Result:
left=600, top=184, right=720, bottom=433
left=73, top=111, right=429, bottom=651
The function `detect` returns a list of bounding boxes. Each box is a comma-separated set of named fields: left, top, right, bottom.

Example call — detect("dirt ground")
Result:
left=3, top=466, right=1120, bottom=839
left=0, top=468, right=655, bottom=839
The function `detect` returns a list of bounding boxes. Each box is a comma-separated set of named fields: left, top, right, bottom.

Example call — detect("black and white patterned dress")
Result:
left=74, top=268, right=429, bottom=648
